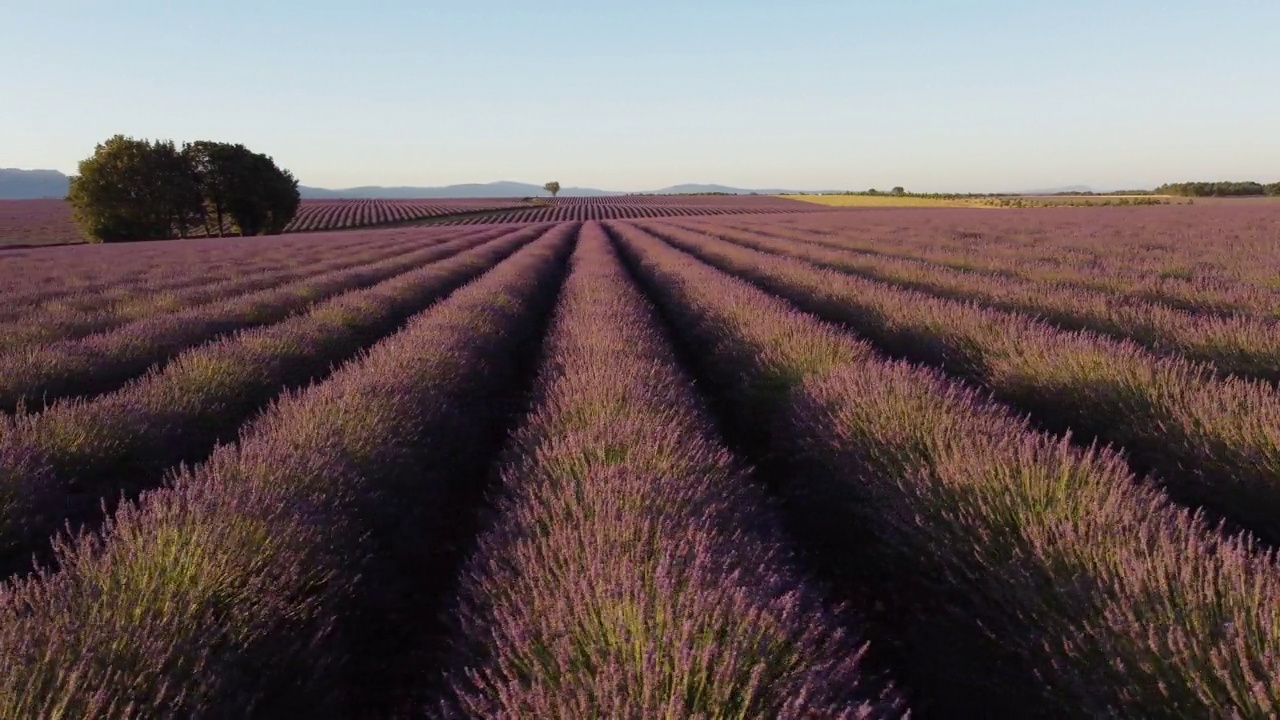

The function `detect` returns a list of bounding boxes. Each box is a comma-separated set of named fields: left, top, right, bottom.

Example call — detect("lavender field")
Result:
left=0, top=195, right=820, bottom=248
left=1, top=204, right=1278, bottom=718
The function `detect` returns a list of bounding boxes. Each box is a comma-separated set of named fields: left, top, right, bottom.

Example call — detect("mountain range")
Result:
left=0, top=168, right=1102, bottom=200
left=295, top=181, right=810, bottom=199
left=0, top=169, right=74, bottom=199
left=0, top=170, right=816, bottom=200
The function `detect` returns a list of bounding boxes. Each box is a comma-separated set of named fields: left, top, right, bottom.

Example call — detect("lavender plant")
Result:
left=638, top=222, right=1280, bottom=545
left=0, top=226, right=530, bottom=412
left=0, top=228, right=497, bottom=351
left=610, top=220, right=1280, bottom=717
left=438, top=223, right=902, bottom=718
left=0, top=224, right=549, bottom=579
left=676, top=220, right=1280, bottom=383
left=0, top=225, right=575, bottom=718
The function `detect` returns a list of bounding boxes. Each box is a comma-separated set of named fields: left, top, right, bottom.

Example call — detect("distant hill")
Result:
left=0, top=169, right=70, bottom=199
left=298, top=180, right=811, bottom=199
left=1018, top=185, right=1095, bottom=195
left=0, top=168, right=961, bottom=200
left=647, top=183, right=801, bottom=195
left=299, top=181, right=624, bottom=199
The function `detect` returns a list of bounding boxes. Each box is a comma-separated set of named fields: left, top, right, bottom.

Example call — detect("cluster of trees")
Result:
left=977, top=196, right=1170, bottom=208
left=1155, top=181, right=1280, bottom=197
left=68, top=135, right=300, bottom=242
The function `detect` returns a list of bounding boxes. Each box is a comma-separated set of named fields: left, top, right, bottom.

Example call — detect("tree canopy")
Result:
left=1154, top=180, right=1280, bottom=197
left=544, top=181, right=561, bottom=198
left=68, top=135, right=300, bottom=243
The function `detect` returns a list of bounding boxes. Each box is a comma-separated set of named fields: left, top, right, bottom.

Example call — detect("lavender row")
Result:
left=0, top=226, right=439, bottom=305
left=429, top=203, right=818, bottom=226
left=638, top=222, right=1280, bottom=546
left=671, top=220, right=1280, bottom=383
left=0, top=224, right=547, bottom=579
left=280, top=198, right=527, bottom=233
left=0, top=224, right=576, bottom=717
left=0, top=229, right=492, bottom=351
left=609, top=221, right=1280, bottom=716
left=709, top=210, right=1280, bottom=319
left=437, top=223, right=900, bottom=718
left=0, top=228, right=433, bottom=321
left=0, top=227, right=518, bottom=413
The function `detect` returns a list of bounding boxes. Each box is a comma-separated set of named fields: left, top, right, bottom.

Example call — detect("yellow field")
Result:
left=783, top=194, right=1185, bottom=209
left=781, top=194, right=978, bottom=208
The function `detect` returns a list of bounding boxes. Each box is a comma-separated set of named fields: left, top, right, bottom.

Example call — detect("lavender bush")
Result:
left=0, top=224, right=548, bottom=579
left=610, top=220, right=1280, bottom=717
left=0, top=226, right=534, bottom=411
left=438, top=222, right=902, bottom=718
left=0, top=228, right=493, bottom=351
left=693, top=205, right=1280, bottom=318
left=676, top=220, right=1280, bottom=383
left=0, top=225, right=575, bottom=717
left=637, top=222, right=1280, bottom=545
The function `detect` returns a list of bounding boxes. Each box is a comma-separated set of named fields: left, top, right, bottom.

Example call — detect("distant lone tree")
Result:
left=891, top=186, right=906, bottom=196
left=68, top=135, right=300, bottom=243
left=544, top=181, right=561, bottom=199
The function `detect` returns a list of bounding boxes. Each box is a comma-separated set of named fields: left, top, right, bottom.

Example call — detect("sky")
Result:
left=2, top=1, right=1277, bottom=193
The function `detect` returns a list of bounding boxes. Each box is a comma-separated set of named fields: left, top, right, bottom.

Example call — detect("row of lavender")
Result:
left=0, top=196, right=818, bottom=248
left=0, top=226, right=577, bottom=716
left=0, top=222, right=907, bottom=718
left=0, top=199, right=529, bottom=248
left=280, top=198, right=527, bottom=233
left=440, top=224, right=898, bottom=717
left=670, top=219, right=1280, bottom=382
left=606, top=220, right=1279, bottom=715
left=430, top=200, right=820, bottom=225
left=711, top=206, right=1280, bottom=318
left=0, top=226, right=533, bottom=412
left=0, top=225, right=549, bottom=581
left=2, top=213, right=1276, bottom=715
left=0, top=227, right=501, bottom=353
left=634, top=221, right=1280, bottom=545
left=0, top=227, right=431, bottom=300
left=545, top=194, right=814, bottom=208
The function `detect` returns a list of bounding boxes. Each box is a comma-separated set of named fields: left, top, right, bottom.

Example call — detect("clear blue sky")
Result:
left=2, top=1, right=1276, bottom=192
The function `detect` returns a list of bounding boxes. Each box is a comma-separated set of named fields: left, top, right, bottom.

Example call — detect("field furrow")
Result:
left=665, top=220, right=1280, bottom=382
left=0, top=223, right=576, bottom=718
left=0, top=227, right=533, bottom=412
left=609, top=220, right=1280, bottom=717
left=436, top=223, right=901, bottom=717
left=0, top=228, right=503, bottom=349
left=708, top=211, right=1280, bottom=319
left=0, top=230, right=438, bottom=315
left=0, top=230, right=421, bottom=303
left=632, top=222, right=1280, bottom=546
left=0, top=224, right=549, bottom=579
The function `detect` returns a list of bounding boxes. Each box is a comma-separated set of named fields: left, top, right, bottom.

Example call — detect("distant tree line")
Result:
left=1154, top=181, right=1280, bottom=197
left=68, top=135, right=300, bottom=243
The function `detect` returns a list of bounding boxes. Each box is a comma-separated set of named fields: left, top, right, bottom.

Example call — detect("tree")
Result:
left=1154, top=181, right=1269, bottom=197
left=185, top=142, right=299, bottom=236
left=218, top=148, right=300, bottom=236
left=68, top=135, right=202, bottom=243
left=891, top=186, right=906, bottom=196
left=185, top=141, right=239, bottom=237
left=544, top=181, right=561, bottom=199
left=69, top=135, right=300, bottom=242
